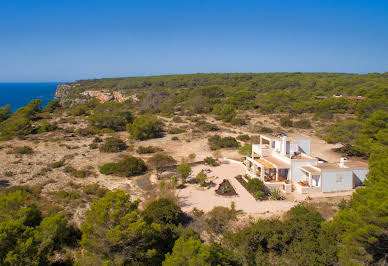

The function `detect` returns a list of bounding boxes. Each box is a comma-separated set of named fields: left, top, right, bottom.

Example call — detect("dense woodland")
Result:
left=0, top=72, right=387, bottom=265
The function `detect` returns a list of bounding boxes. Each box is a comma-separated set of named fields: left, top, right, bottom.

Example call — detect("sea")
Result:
left=0, top=82, right=59, bottom=111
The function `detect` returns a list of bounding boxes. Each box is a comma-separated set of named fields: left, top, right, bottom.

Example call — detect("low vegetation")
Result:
left=208, top=135, right=239, bottom=150
left=100, top=156, right=147, bottom=177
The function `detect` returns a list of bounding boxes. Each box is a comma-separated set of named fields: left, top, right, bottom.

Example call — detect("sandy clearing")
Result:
left=178, top=162, right=297, bottom=214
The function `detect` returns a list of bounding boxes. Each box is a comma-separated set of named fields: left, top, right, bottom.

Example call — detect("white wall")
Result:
left=321, top=170, right=353, bottom=192
left=352, top=169, right=369, bottom=187
left=290, top=160, right=317, bottom=183
left=296, top=138, right=311, bottom=155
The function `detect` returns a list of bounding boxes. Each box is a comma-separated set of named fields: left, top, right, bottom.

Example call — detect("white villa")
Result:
left=245, top=134, right=369, bottom=193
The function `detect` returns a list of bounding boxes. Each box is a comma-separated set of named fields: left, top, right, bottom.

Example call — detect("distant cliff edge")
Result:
left=55, top=83, right=131, bottom=105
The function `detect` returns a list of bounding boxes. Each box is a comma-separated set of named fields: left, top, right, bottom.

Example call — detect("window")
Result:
left=336, top=174, right=343, bottom=183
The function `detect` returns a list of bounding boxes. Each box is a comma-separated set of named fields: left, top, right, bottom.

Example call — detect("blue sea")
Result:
left=0, top=82, right=59, bottom=111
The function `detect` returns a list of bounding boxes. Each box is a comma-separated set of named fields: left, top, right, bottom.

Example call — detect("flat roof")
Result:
left=344, top=161, right=369, bottom=169
left=263, top=156, right=290, bottom=169
left=300, top=165, right=321, bottom=175
left=316, top=161, right=369, bottom=171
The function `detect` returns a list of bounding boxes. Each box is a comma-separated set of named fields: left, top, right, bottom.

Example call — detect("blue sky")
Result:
left=0, top=0, right=387, bottom=82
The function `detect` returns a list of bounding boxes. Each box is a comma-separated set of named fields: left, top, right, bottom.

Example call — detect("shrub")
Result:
left=239, top=144, right=252, bottom=156
left=147, top=153, right=177, bottom=172
left=269, top=188, right=282, bottom=200
left=50, top=160, right=65, bottom=168
left=71, top=105, right=89, bottom=116
left=13, top=146, right=34, bottom=155
left=167, top=127, right=186, bottom=134
left=88, top=101, right=133, bottom=131
left=136, top=145, right=162, bottom=154
left=43, top=100, right=61, bottom=113
left=258, top=127, right=273, bottom=133
left=177, top=163, right=191, bottom=183
left=76, top=127, right=98, bottom=137
left=280, top=117, right=293, bottom=127
left=171, top=136, right=179, bottom=141
left=99, top=137, right=127, bottom=153
left=100, top=156, right=147, bottom=177
left=37, top=120, right=57, bottom=133
left=83, top=184, right=107, bottom=197
left=142, top=198, right=183, bottom=225
left=196, top=171, right=207, bottom=186
left=128, top=115, right=164, bottom=140
left=64, top=166, right=92, bottom=178
left=219, top=105, right=236, bottom=122
left=208, top=135, right=239, bottom=150
left=246, top=178, right=266, bottom=200
left=206, top=206, right=237, bottom=234
left=231, top=117, right=246, bottom=126
left=294, top=119, right=312, bottom=129
left=195, top=121, right=220, bottom=131
left=236, top=134, right=250, bottom=142
left=204, top=156, right=217, bottom=166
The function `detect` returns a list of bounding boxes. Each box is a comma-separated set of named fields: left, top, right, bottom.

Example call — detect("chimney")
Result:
left=339, top=157, right=345, bottom=168
left=282, top=135, right=287, bottom=155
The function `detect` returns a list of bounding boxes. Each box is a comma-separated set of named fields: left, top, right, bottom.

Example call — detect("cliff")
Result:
left=55, top=83, right=130, bottom=105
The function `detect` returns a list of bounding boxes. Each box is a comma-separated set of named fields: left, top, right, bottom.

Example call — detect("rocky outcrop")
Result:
left=80, top=90, right=129, bottom=103
left=55, top=83, right=133, bottom=105
left=54, top=83, right=80, bottom=98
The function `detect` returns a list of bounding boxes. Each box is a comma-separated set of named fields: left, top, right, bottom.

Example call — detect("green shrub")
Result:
left=219, top=105, right=236, bottom=122
left=196, top=171, right=207, bottom=186
left=294, top=119, right=312, bottom=129
left=231, top=117, right=246, bottom=126
left=236, top=134, right=250, bottom=142
left=83, top=184, right=107, bottom=197
left=37, top=120, right=57, bottom=133
left=208, top=135, right=239, bottom=150
left=136, top=145, right=162, bottom=154
left=50, top=160, right=65, bottom=168
left=99, top=137, right=127, bottom=153
left=147, top=153, right=177, bottom=172
left=246, top=178, right=266, bottom=200
left=280, top=117, right=293, bottom=127
left=269, top=188, right=282, bottom=200
left=128, top=115, right=164, bottom=140
left=142, top=198, right=183, bottom=225
left=196, top=121, right=220, bottom=131
left=177, top=163, right=191, bottom=183
left=258, top=127, right=273, bottom=133
left=13, top=145, right=34, bottom=155
left=239, top=144, right=252, bottom=156
left=76, top=127, right=98, bottom=137
left=100, top=156, right=147, bottom=177
left=167, top=127, right=186, bottom=134
left=0, top=104, right=11, bottom=122
left=204, top=156, right=217, bottom=166
left=71, top=105, right=89, bottom=116
left=43, top=100, right=61, bottom=113
left=206, top=206, right=237, bottom=234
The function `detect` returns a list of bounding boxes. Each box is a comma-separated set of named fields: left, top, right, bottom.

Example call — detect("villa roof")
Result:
left=344, top=161, right=369, bottom=169
left=264, top=156, right=290, bottom=169
left=255, top=157, right=290, bottom=169
left=255, top=158, right=275, bottom=169
left=300, top=165, right=321, bottom=175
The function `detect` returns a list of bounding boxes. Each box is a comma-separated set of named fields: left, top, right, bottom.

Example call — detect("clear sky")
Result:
left=0, top=0, right=387, bottom=82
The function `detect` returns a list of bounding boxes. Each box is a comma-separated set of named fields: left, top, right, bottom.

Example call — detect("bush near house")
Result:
left=239, top=144, right=252, bottom=156
left=246, top=178, right=266, bottom=200
left=208, top=135, right=239, bottom=150
left=196, top=171, right=207, bottom=186
left=204, top=156, right=217, bottom=166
